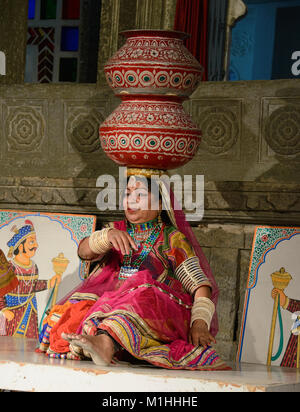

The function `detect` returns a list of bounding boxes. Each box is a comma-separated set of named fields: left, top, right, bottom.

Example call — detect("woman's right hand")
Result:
left=2, top=309, right=14, bottom=321
left=107, top=229, right=138, bottom=255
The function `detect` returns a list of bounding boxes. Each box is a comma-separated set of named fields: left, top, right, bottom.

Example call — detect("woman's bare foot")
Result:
left=61, top=332, right=115, bottom=366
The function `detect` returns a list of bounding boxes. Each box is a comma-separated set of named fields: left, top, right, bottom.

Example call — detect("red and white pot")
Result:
left=104, top=30, right=203, bottom=99
left=100, top=96, right=201, bottom=170
left=100, top=30, right=203, bottom=171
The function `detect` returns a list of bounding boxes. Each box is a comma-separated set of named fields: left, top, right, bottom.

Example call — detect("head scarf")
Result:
left=140, top=171, right=219, bottom=336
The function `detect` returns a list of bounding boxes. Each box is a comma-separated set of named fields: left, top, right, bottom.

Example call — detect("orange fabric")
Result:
left=49, top=300, right=96, bottom=353
left=44, top=301, right=74, bottom=328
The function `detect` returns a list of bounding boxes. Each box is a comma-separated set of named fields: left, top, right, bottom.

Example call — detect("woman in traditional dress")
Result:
left=37, top=172, right=229, bottom=371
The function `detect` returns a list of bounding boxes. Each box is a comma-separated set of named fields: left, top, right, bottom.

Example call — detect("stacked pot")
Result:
left=99, top=30, right=203, bottom=171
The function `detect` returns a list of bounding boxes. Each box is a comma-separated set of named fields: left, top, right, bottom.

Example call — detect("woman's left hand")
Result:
left=188, top=319, right=216, bottom=348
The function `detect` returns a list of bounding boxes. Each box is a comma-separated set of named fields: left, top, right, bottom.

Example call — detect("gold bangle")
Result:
left=88, top=228, right=112, bottom=254
left=190, top=297, right=215, bottom=329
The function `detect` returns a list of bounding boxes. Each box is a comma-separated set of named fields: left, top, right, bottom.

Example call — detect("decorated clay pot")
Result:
left=104, top=30, right=203, bottom=98
left=99, top=96, right=201, bottom=170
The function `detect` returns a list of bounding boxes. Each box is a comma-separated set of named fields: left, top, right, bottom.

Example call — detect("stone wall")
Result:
left=0, top=0, right=28, bottom=85
left=0, top=79, right=298, bottom=362
left=193, top=223, right=255, bottom=360
left=0, top=0, right=299, bottom=362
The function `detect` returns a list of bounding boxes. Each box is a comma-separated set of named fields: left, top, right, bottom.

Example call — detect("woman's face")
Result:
left=123, top=176, right=161, bottom=224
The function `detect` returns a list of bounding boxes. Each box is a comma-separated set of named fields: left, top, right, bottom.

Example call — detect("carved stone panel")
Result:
left=2, top=99, right=48, bottom=154
left=261, top=98, right=300, bottom=161
left=64, top=100, right=107, bottom=155
left=190, top=99, right=242, bottom=160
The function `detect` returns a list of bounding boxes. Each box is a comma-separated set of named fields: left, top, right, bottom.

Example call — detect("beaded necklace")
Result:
left=119, top=218, right=161, bottom=280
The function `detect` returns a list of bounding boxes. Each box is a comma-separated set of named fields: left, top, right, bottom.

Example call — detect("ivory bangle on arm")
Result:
left=175, top=256, right=212, bottom=295
left=190, top=296, right=215, bottom=329
left=88, top=228, right=112, bottom=255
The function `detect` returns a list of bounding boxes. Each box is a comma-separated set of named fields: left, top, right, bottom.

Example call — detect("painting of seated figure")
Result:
left=237, top=226, right=300, bottom=368
left=0, top=210, right=96, bottom=339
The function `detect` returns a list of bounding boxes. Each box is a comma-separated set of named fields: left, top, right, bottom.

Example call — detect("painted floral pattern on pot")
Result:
left=100, top=97, right=201, bottom=170
left=104, top=30, right=203, bottom=98
left=100, top=30, right=203, bottom=171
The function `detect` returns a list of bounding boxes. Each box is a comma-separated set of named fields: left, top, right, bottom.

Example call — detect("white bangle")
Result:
left=190, top=296, right=215, bottom=329
left=88, top=228, right=112, bottom=255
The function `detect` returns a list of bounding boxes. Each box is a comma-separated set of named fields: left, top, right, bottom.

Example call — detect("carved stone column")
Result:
left=135, top=0, right=177, bottom=30
left=0, top=0, right=28, bottom=84
left=97, top=0, right=121, bottom=86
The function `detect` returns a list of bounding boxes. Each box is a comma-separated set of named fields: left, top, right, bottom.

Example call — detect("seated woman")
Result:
left=38, top=174, right=229, bottom=370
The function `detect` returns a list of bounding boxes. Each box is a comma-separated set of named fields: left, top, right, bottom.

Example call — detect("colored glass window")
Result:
left=28, top=0, right=36, bottom=19
left=40, top=0, right=57, bottom=19
left=59, top=57, right=77, bottom=82
left=62, top=0, right=80, bottom=19
left=61, top=27, right=79, bottom=51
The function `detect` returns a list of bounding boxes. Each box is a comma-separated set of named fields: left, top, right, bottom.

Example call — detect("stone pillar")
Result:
left=135, top=0, right=177, bottom=30
left=0, top=0, right=28, bottom=84
left=97, top=0, right=121, bottom=86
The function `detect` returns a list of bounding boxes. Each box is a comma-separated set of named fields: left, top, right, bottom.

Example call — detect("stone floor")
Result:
left=0, top=336, right=299, bottom=392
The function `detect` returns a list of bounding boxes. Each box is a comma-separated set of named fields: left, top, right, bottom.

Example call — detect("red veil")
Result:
left=159, top=179, right=219, bottom=337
